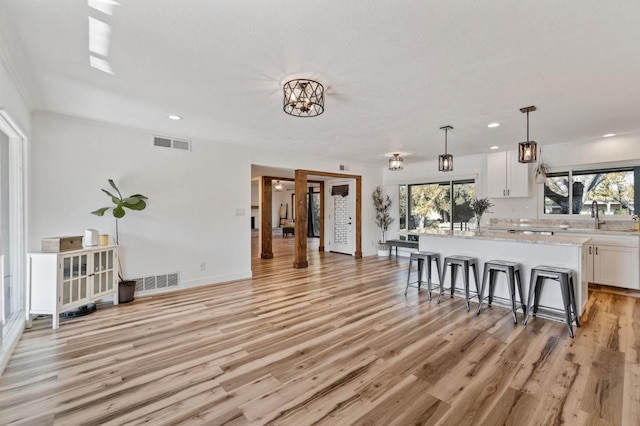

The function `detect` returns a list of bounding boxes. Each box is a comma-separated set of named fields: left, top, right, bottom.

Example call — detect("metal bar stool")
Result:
left=438, top=255, right=480, bottom=311
left=476, top=260, right=526, bottom=324
left=405, top=251, right=441, bottom=300
left=523, top=265, right=581, bottom=337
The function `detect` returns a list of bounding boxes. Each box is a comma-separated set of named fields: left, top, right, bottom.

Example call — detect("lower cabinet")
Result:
left=28, top=246, right=119, bottom=329
left=581, top=239, right=640, bottom=289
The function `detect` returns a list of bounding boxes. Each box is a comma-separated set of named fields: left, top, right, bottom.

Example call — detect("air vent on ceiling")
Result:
left=153, top=136, right=191, bottom=152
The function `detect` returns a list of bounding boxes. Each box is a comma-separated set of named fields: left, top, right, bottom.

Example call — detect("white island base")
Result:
left=417, top=232, right=590, bottom=318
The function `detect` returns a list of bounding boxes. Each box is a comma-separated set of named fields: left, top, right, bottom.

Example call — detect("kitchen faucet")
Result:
left=591, top=200, right=600, bottom=229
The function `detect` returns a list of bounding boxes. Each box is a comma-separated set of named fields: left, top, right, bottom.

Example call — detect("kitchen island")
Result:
left=411, top=230, right=591, bottom=317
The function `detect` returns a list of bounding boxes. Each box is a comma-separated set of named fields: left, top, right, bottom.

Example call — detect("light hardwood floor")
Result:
left=1, top=234, right=638, bottom=425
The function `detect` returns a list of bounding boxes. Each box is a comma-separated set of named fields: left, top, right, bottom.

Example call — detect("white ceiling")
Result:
left=2, top=1, right=640, bottom=167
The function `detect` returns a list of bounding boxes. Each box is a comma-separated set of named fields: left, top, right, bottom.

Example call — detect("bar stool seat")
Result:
left=476, top=260, right=526, bottom=324
left=523, top=265, right=581, bottom=337
left=438, top=255, right=479, bottom=311
left=405, top=251, right=441, bottom=300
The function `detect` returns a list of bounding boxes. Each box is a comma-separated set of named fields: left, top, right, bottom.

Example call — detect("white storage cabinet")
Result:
left=558, top=233, right=640, bottom=290
left=486, top=150, right=531, bottom=198
left=28, top=246, right=119, bottom=329
left=583, top=236, right=639, bottom=289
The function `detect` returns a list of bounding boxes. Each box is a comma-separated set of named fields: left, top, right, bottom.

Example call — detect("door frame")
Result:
left=293, top=169, right=362, bottom=268
left=327, top=179, right=355, bottom=255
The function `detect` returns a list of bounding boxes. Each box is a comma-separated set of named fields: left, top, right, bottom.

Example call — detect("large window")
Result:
left=399, top=179, right=475, bottom=232
left=544, top=167, right=636, bottom=216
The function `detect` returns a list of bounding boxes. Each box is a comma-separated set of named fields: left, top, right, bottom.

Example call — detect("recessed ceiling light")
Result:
left=602, top=133, right=616, bottom=138
left=168, top=115, right=182, bottom=120
left=487, top=122, right=500, bottom=128
left=490, top=146, right=500, bottom=150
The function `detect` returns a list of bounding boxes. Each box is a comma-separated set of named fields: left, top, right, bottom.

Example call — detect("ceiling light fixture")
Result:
left=439, top=125, right=454, bottom=172
left=488, top=122, right=500, bottom=128
left=518, top=105, right=538, bottom=163
left=283, top=79, right=324, bottom=117
left=167, top=115, right=182, bottom=120
left=388, top=153, right=404, bottom=171
left=274, top=180, right=284, bottom=191
left=490, top=146, right=500, bottom=150
left=602, top=133, right=616, bottom=138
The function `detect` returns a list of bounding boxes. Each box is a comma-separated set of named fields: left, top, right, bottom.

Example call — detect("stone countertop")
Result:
left=404, top=229, right=590, bottom=247
left=488, top=224, right=640, bottom=237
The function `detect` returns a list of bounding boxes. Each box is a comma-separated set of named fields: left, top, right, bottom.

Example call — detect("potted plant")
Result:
left=535, top=147, right=550, bottom=184
left=372, top=186, right=394, bottom=256
left=91, top=179, right=148, bottom=303
left=469, top=197, right=493, bottom=233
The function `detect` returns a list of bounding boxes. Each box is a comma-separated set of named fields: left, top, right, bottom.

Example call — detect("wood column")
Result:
left=260, top=176, right=273, bottom=259
left=354, top=176, right=362, bottom=258
left=318, top=181, right=325, bottom=252
left=293, top=170, right=308, bottom=268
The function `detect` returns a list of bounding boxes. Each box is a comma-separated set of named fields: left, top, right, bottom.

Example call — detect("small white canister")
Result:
left=84, top=229, right=98, bottom=247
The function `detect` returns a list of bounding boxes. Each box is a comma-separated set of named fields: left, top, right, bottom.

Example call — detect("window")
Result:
left=544, top=167, right=636, bottom=215
left=399, top=179, right=475, bottom=232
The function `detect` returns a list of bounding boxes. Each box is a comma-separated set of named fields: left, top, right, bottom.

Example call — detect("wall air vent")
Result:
left=134, top=272, right=180, bottom=293
left=153, top=136, right=191, bottom=152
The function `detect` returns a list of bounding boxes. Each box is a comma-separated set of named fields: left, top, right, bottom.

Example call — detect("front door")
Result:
left=330, top=181, right=354, bottom=255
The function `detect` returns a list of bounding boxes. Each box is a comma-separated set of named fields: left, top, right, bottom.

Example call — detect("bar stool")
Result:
left=476, top=260, right=526, bottom=324
left=438, top=255, right=479, bottom=311
left=405, top=251, right=441, bottom=300
left=523, top=265, right=581, bottom=337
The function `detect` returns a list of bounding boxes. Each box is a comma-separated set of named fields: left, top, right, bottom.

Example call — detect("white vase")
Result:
left=377, top=247, right=390, bottom=257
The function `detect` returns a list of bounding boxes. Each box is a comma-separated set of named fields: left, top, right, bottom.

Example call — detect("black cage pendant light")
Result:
left=438, top=125, right=454, bottom=172
left=283, top=79, right=324, bottom=117
left=518, top=105, right=538, bottom=163
left=389, top=153, right=404, bottom=171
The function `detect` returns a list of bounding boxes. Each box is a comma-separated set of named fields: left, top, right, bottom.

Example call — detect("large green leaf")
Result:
left=125, top=199, right=147, bottom=211
left=91, top=207, right=109, bottom=216
left=108, top=179, right=123, bottom=198
left=113, top=205, right=126, bottom=218
left=101, top=189, right=121, bottom=202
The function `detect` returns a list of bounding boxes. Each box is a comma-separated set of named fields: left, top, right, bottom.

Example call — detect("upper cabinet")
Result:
left=486, top=150, right=531, bottom=198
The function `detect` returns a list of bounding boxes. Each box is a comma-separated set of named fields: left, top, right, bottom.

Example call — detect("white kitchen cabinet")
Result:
left=28, top=246, right=119, bottom=329
left=590, top=244, right=639, bottom=289
left=486, top=150, right=530, bottom=198
left=570, top=235, right=639, bottom=290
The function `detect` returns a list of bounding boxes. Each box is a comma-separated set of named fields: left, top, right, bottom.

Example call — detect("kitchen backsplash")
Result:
left=489, top=217, right=635, bottom=232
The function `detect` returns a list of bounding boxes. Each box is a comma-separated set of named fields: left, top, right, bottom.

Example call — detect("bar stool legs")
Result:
left=405, top=251, right=441, bottom=300
left=437, top=256, right=479, bottom=311
left=523, top=266, right=580, bottom=337
left=476, top=260, right=526, bottom=324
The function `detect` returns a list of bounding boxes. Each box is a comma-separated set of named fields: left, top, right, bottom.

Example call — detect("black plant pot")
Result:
left=119, top=280, right=136, bottom=304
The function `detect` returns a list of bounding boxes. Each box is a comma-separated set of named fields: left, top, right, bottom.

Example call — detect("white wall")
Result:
left=382, top=136, right=640, bottom=232
left=272, top=190, right=291, bottom=227
left=0, top=60, right=31, bottom=137
left=29, top=112, right=384, bottom=296
left=31, top=112, right=252, bottom=288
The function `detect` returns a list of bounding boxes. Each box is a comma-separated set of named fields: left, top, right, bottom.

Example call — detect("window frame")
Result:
left=402, top=178, right=476, bottom=232
left=541, top=163, right=637, bottom=218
